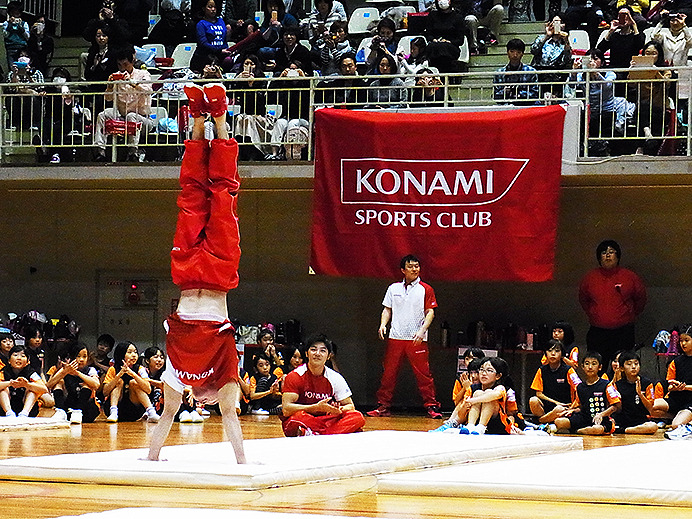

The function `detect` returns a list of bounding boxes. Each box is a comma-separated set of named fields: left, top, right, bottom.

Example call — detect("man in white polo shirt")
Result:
left=367, top=254, right=442, bottom=419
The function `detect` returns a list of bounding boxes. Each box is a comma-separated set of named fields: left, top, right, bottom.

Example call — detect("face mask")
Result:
left=34, top=22, right=44, bottom=33
left=53, top=76, right=67, bottom=83
left=17, top=56, right=30, bottom=64
left=438, top=0, right=450, bottom=9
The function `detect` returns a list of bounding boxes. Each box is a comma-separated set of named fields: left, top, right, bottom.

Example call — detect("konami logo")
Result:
left=340, top=157, right=529, bottom=207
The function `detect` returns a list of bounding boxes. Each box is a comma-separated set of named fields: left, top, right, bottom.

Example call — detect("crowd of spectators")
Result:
left=2, top=0, right=692, bottom=161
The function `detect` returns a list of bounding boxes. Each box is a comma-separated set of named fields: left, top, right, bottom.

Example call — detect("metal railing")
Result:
left=0, top=66, right=690, bottom=164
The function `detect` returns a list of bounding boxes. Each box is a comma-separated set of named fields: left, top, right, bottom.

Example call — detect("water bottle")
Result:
left=441, top=321, right=450, bottom=348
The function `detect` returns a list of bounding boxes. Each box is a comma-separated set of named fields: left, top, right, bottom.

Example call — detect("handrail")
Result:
left=0, top=65, right=688, bottom=164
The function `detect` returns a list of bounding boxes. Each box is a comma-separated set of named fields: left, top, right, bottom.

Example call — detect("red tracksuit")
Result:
left=166, top=139, right=241, bottom=388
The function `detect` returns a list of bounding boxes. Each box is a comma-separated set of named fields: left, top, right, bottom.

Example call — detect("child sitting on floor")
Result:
left=430, top=358, right=482, bottom=433
left=462, top=357, right=512, bottom=435
left=530, top=340, right=581, bottom=424
left=46, top=342, right=101, bottom=423
left=102, top=341, right=159, bottom=423
left=0, top=328, right=15, bottom=368
left=0, top=344, right=48, bottom=417
left=249, top=353, right=282, bottom=415
left=142, top=346, right=166, bottom=417
left=654, top=325, right=692, bottom=439
left=541, top=321, right=579, bottom=368
left=554, top=351, right=621, bottom=435
left=611, top=350, right=658, bottom=434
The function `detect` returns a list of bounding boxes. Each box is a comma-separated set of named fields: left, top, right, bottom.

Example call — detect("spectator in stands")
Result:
left=628, top=40, right=673, bottom=155
left=3, top=1, right=30, bottom=67
left=425, top=0, right=465, bottom=71
left=493, top=38, right=539, bottom=105
left=190, top=0, right=232, bottom=73
left=27, top=14, right=54, bottom=75
left=83, top=0, right=132, bottom=49
left=575, top=48, right=635, bottom=156
left=312, top=20, right=351, bottom=76
left=301, top=0, right=347, bottom=39
left=315, top=53, right=368, bottom=107
left=231, top=53, right=273, bottom=160
left=113, top=0, right=154, bottom=46
left=39, top=68, right=92, bottom=164
left=267, top=60, right=311, bottom=160
left=258, top=0, right=299, bottom=63
left=6, top=49, right=45, bottom=131
left=148, top=0, right=193, bottom=57
left=651, top=10, right=692, bottom=66
left=410, top=67, right=446, bottom=106
left=270, top=26, right=312, bottom=75
left=93, top=46, right=154, bottom=162
left=223, top=0, right=257, bottom=41
left=615, top=0, right=649, bottom=32
left=397, top=36, right=430, bottom=86
left=463, top=0, right=504, bottom=54
left=597, top=7, right=645, bottom=92
left=531, top=14, right=573, bottom=98
left=366, top=54, right=408, bottom=109
left=84, top=24, right=118, bottom=83
left=563, top=0, right=607, bottom=52
left=365, top=18, right=399, bottom=73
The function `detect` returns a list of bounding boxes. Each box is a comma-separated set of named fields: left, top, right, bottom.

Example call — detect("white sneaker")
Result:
left=251, top=408, right=270, bottom=415
left=147, top=411, right=160, bottom=423
left=3, top=410, right=17, bottom=419
left=198, top=407, right=210, bottom=417
left=664, top=424, right=692, bottom=440
left=53, top=408, right=68, bottom=422
left=179, top=410, right=192, bottom=423
left=189, top=410, right=204, bottom=423
left=70, top=409, right=83, bottom=424
left=106, top=411, right=118, bottom=423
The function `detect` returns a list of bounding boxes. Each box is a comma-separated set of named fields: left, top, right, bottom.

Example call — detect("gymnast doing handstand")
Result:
left=148, top=83, right=246, bottom=463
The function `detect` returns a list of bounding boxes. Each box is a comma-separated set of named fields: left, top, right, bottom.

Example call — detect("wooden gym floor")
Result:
left=0, top=414, right=683, bottom=519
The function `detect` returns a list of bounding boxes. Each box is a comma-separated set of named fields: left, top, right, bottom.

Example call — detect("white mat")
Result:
left=378, top=440, right=692, bottom=506
left=56, top=509, right=371, bottom=519
left=0, top=430, right=581, bottom=490
left=0, top=416, right=70, bottom=432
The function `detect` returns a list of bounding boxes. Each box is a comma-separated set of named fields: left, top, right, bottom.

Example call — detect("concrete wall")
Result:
left=1, top=166, right=691, bottom=410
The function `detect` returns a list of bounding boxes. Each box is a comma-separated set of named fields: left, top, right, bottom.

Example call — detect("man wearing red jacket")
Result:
left=579, top=240, right=647, bottom=365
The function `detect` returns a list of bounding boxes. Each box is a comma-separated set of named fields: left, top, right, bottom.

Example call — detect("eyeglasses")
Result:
left=600, top=248, right=617, bottom=256
left=479, top=368, right=496, bottom=374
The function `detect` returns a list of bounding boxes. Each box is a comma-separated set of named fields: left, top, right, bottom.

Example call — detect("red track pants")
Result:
left=376, top=339, right=439, bottom=408
left=282, top=410, right=366, bottom=437
left=170, top=139, right=241, bottom=292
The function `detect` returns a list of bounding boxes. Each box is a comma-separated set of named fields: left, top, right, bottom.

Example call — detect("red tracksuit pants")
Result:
left=282, top=410, right=366, bottom=437
left=376, top=339, right=439, bottom=408
left=170, top=139, right=241, bottom=292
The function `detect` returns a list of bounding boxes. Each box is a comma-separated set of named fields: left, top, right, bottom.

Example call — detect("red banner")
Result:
left=310, top=106, right=566, bottom=282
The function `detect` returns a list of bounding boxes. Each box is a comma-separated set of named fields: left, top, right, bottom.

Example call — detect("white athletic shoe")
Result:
left=53, top=408, right=68, bottom=422
left=146, top=411, right=161, bottom=423
left=179, top=410, right=193, bottom=423
left=106, top=411, right=118, bottom=423
left=189, top=410, right=204, bottom=423
left=70, top=409, right=83, bottom=424
left=251, top=408, right=270, bottom=415
left=664, top=424, right=692, bottom=440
